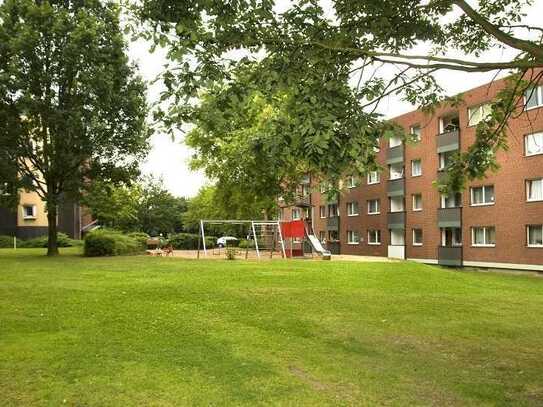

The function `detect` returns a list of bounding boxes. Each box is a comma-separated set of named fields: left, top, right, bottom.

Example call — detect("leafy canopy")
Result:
left=133, top=0, right=543, bottom=201
left=0, top=0, right=149, bottom=254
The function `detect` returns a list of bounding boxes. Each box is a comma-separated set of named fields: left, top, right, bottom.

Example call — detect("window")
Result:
left=442, top=228, right=462, bottom=247
left=367, top=171, right=380, bottom=184
left=412, top=194, right=422, bottom=211
left=525, top=85, right=543, bottom=110
left=389, top=135, right=402, bottom=148
left=527, top=225, right=543, bottom=247
left=439, top=114, right=460, bottom=133
left=347, top=176, right=358, bottom=189
left=412, top=229, right=423, bottom=246
left=390, top=229, right=405, bottom=245
left=525, top=132, right=543, bottom=156
left=389, top=163, right=404, bottom=180
left=470, top=185, right=495, bottom=206
left=411, top=159, right=422, bottom=177
left=292, top=208, right=301, bottom=220
left=368, top=230, right=381, bottom=245
left=328, top=204, right=339, bottom=217
left=441, top=192, right=462, bottom=208
left=319, top=205, right=326, bottom=218
left=319, top=231, right=326, bottom=241
left=527, top=178, right=543, bottom=202
left=347, top=230, right=360, bottom=244
left=389, top=196, right=404, bottom=213
left=410, top=125, right=421, bottom=142
left=468, top=104, right=492, bottom=126
left=367, top=199, right=380, bottom=215
left=471, top=226, right=496, bottom=247
left=303, top=207, right=310, bottom=218
left=347, top=201, right=359, bottom=216
left=438, top=151, right=455, bottom=170
left=300, top=183, right=310, bottom=197
left=22, top=205, right=36, bottom=219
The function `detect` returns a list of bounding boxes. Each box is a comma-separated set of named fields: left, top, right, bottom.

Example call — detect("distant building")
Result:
left=280, top=77, right=543, bottom=271
left=0, top=187, right=93, bottom=240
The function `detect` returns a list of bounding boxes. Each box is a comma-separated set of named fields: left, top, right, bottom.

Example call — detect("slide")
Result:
left=307, top=234, right=332, bottom=260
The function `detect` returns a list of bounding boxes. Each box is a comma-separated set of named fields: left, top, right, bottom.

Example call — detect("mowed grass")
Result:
left=1, top=249, right=543, bottom=406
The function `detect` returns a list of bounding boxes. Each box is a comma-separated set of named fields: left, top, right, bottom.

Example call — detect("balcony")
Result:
left=387, top=211, right=406, bottom=229
left=295, top=195, right=311, bottom=208
left=437, top=130, right=460, bottom=153
left=438, top=207, right=461, bottom=228
left=438, top=246, right=463, bottom=267
left=386, top=145, right=404, bottom=164
left=326, top=216, right=339, bottom=231
left=387, top=179, right=405, bottom=197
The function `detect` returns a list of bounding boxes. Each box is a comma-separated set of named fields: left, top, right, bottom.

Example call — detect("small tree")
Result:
left=0, top=0, right=149, bottom=255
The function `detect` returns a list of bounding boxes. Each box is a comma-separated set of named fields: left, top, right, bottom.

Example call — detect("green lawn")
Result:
left=1, top=249, right=543, bottom=406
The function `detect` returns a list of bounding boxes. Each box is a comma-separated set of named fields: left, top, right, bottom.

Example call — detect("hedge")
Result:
left=18, top=233, right=81, bottom=248
left=0, top=235, right=18, bottom=248
left=168, top=233, right=216, bottom=250
left=84, top=229, right=144, bottom=257
left=238, top=239, right=255, bottom=249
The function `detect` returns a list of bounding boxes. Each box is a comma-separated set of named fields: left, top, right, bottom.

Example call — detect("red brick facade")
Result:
left=280, top=77, right=543, bottom=271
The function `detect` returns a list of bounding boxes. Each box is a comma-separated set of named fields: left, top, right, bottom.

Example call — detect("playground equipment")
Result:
left=197, top=219, right=286, bottom=259
left=197, top=218, right=332, bottom=260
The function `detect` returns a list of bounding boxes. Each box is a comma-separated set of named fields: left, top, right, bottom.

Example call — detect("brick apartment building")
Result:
left=279, top=78, right=543, bottom=271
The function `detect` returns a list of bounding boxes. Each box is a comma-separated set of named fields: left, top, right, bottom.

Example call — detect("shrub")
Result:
left=127, top=232, right=150, bottom=249
left=84, top=229, right=143, bottom=257
left=0, top=235, right=18, bottom=248
left=168, top=233, right=216, bottom=250
left=225, top=247, right=237, bottom=260
left=18, top=233, right=80, bottom=248
left=238, top=239, right=255, bottom=249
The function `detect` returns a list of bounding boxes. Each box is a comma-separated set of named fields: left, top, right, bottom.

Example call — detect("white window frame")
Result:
left=292, top=208, right=301, bottom=220
left=470, top=185, right=495, bottom=206
left=389, top=163, right=404, bottom=180
left=527, top=178, right=543, bottom=202
left=319, top=205, right=326, bottom=219
left=389, top=135, right=402, bottom=148
left=347, top=230, right=360, bottom=245
left=412, top=194, right=422, bottom=211
left=347, top=176, right=358, bottom=189
left=438, top=151, right=454, bottom=170
left=468, top=103, right=492, bottom=127
left=471, top=226, right=496, bottom=247
left=525, top=132, right=543, bottom=157
left=410, top=125, right=421, bottom=142
left=22, top=204, right=37, bottom=220
left=411, top=159, right=422, bottom=177
left=367, top=199, right=380, bottom=215
left=347, top=201, right=359, bottom=216
left=368, top=230, right=381, bottom=245
left=527, top=225, right=543, bottom=248
left=367, top=171, right=380, bottom=185
left=389, top=196, right=405, bottom=213
left=412, top=229, right=423, bottom=246
left=441, top=193, right=462, bottom=209
left=524, top=85, right=543, bottom=111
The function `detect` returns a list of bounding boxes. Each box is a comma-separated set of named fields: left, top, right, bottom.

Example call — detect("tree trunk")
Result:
left=47, top=204, right=59, bottom=256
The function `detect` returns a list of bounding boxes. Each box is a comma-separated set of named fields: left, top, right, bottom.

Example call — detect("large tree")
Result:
left=133, top=0, right=543, bottom=200
left=0, top=0, right=149, bottom=255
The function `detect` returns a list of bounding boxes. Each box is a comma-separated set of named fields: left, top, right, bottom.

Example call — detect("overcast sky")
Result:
left=129, top=1, right=542, bottom=198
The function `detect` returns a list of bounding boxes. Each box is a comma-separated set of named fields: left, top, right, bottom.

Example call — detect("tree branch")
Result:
left=452, top=0, right=543, bottom=61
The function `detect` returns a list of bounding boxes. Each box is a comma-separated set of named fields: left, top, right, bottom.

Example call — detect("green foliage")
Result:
left=127, top=232, right=151, bottom=250
left=225, top=248, right=237, bottom=260
left=18, top=233, right=80, bottom=249
left=83, top=229, right=143, bottom=257
left=0, top=0, right=149, bottom=255
left=0, top=235, right=18, bottom=248
left=134, top=0, right=543, bottom=194
left=167, top=233, right=216, bottom=250
left=238, top=239, right=255, bottom=249
left=83, top=177, right=187, bottom=235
